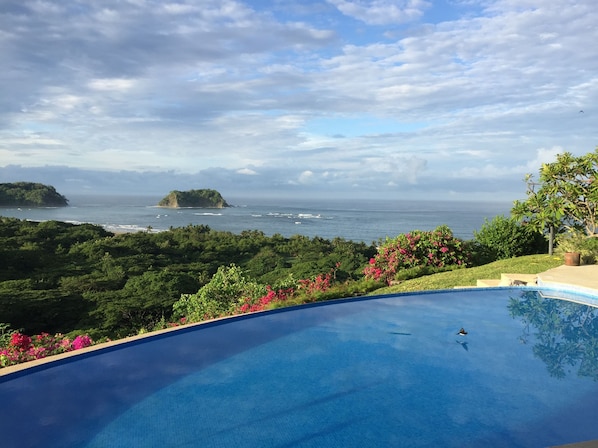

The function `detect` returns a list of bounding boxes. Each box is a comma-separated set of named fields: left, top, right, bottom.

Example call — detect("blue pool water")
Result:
left=1, top=287, right=598, bottom=447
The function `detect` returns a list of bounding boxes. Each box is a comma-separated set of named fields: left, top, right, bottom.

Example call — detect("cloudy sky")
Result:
left=0, top=0, right=596, bottom=200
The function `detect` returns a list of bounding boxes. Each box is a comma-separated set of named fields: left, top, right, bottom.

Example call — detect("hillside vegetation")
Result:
left=371, top=254, right=563, bottom=294
left=0, top=214, right=571, bottom=368
left=158, top=189, right=229, bottom=208
left=0, top=217, right=375, bottom=339
left=0, top=182, right=68, bottom=207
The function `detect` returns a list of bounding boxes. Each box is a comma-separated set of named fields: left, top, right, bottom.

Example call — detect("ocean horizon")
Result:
left=1, top=194, right=513, bottom=244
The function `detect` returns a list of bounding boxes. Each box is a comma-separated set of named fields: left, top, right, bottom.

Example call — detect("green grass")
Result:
left=369, top=254, right=564, bottom=295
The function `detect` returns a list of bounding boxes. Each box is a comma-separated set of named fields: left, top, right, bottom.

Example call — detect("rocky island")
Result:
left=0, top=182, right=69, bottom=207
left=157, top=189, right=229, bottom=208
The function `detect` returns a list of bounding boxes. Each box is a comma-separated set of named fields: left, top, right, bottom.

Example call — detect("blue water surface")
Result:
left=1, top=288, right=598, bottom=447
left=0, top=195, right=512, bottom=242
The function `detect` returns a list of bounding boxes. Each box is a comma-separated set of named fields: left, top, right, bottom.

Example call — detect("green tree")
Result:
left=512, top=148, right=598, bottom=253
left=473, top=215, right=546, bottom=262
left=172, top=264, right=266, bottom=322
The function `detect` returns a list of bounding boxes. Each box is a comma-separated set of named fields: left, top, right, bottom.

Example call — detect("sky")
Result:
left=0, top=0, right=596, bottom=201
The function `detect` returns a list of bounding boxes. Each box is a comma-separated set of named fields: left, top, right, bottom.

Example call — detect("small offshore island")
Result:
left=0, top=182, right=68, bottom=207
left=157, top=189, right=229, bottom=208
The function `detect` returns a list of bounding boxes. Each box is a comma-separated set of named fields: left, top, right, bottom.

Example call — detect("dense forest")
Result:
left=0, top=182, right=68, bottom=207
left=0, top=217, right=376, bottom=339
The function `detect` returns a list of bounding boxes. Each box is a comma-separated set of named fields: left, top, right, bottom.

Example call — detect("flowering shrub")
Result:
left=0, top=331, right=93, bottom=368
left=174, top=263, right=344, bottom=323
left=297, top=271, right=333, bottom=299
left=364, top=225, right=470, bottom=285
left=172, top=264, right=267, bottom=322
left=234, top=285, right=295, bottom=314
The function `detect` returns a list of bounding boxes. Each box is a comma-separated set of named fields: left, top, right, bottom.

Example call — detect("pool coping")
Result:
left=2, top=282, right=598, bottom=378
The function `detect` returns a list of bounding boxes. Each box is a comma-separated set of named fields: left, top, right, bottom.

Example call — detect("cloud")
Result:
left=88, top=78, right=137, bottom=92
left=298, top=170, right=315, bottom=184
left=0, top=0, right=596, bottom=201
left=360, top=155, right=427, bottom=184
left=524, top=146, right=564, bottom=172
left=237, top=167, right=258, bottom=175
left=327, top=0, right=429, bottom=25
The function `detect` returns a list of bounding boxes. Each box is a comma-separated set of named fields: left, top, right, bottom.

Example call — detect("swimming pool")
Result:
left=1, top=287, right=598, bottom=447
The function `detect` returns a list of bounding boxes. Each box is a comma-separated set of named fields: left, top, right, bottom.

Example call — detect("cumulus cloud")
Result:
left=0, top=0, right=596, bottom=200
left=298, top=170, right=315, bottom=184
left=525, top=147, right=564, bottom=172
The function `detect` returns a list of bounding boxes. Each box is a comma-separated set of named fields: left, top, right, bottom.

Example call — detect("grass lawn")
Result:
left=370, top=254, right=564, bottom=295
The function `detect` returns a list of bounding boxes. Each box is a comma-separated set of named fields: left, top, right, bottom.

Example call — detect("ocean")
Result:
left=0, top=195, right=513, bottom=244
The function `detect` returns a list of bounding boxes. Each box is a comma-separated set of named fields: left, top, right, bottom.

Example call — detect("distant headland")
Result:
left=0, top=182, right=69, bottom=207
left=157, top=189, right=229, bottom=208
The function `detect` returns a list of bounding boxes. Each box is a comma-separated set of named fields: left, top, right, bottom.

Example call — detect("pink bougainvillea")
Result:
left=1, top=331, right=94, bottom=368
left=364, top=226, right=470, bottom=285
left=236, top=285, right=295, bottom=314
left=71, top=335, right=93, bottom=350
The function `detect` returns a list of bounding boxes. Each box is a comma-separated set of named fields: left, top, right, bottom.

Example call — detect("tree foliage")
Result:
left=0, top=182, right=68, bottom=206
left=0, top=217, right=375, bottom=338
left=473, top=215, right=546, bottom=262
left=512, top=148, right=598, bottom=237
left=173, top=264, right=266, bottom=322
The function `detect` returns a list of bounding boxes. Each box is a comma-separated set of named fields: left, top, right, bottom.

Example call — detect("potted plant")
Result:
left=556, top=230, right=586, bottom=266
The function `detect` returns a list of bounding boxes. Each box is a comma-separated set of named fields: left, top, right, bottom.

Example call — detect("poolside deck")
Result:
left=537, top=265, right=598, bottom=292
left=472, top=264, right=598, bottom=296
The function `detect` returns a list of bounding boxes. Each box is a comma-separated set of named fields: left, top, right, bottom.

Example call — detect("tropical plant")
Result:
left=512, top=148, right=598, bottom=253
left=556, top=230, right=598, bottom=264
left=555, top=230, right=586, bottom=253
left=1, top=330, right=93, bottom=368
left=473, top=215, right=546, bottom=262
left=363, top=225, right=469, bottom=285
left=172, top=264, right=267, bottom=322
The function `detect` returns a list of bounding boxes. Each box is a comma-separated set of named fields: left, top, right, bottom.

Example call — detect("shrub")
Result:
left=556, top=232, right=598, bottom=264
left=172, top=264, right=267, bottom=322
left=580, top=236, right=598, bottom=264
left=0, top=329, right=93, bottom=368
left=234, top=286, right=295, bottom=314
left=474, top=216, right=546, bottom=262
left=364, top=225, right=469, bottom=285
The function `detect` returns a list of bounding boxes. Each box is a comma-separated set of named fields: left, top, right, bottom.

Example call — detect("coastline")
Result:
left=1, top=196, right=513, bottom=243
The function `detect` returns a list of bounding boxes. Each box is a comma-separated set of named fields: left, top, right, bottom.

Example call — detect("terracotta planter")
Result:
left=564, top=252, right=581, bottom=266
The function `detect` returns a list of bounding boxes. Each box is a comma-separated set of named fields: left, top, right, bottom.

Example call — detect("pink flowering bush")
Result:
left=234, top=285, right=295, bottom=314
left=0, top=330, right=94, bottom=368
left=71, top=335, right=93, bottom=350
left=233, top=267, right=338, bottom=314
left=297, top=270, right=333, bottom=300
left=174, top=263, right=345, bottom=324
left=364, top=225, right=470, bottom=285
